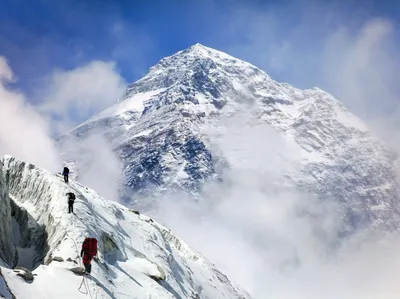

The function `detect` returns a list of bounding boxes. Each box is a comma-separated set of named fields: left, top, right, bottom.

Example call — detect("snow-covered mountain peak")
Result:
left=117, top=43, right=271, bottom=109
left=113, top=44, right=364, bottom=132
left=176, top=43, right=220, bottom=58
left=0, top=155, right=250, bottom=298
left=152, top=42, right=256, bottom=72
left=85, top=44, right=353, bottom=132
left=59, top=44, right=399, bottom=236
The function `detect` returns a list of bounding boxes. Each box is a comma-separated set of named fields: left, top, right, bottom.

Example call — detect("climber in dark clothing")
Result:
left=81, top=234, right=98, bottom=275
left=66, top=192, right=75, bottom=213
left=62, top=167, right=70, bottom=183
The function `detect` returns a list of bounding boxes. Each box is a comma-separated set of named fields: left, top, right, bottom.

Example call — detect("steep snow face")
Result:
left=59, top=43, right=400, bottom=233
left=0, top=161, right=15, bottom=267
left=0, top=156, right=250, bottom=299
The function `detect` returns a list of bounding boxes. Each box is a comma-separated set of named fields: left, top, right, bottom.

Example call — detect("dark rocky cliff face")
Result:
left=0, top=162, right=15, bottom=267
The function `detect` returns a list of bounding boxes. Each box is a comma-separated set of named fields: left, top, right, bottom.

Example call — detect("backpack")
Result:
left=66, top=193, right=75, bottom=202
left=63, top=167, right=70, bottom=174
left=83, top=238, right=98, bottom=256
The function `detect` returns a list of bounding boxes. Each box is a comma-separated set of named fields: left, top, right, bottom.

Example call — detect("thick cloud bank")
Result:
left=155, top=112, right=400, bottom=299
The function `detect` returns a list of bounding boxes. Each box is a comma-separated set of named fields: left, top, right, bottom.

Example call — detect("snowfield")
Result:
left=0, top=155, right=250, bottom=299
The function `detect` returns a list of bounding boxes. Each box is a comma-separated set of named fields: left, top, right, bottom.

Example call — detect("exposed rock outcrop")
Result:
left=0, top=161, right=15, bottom=267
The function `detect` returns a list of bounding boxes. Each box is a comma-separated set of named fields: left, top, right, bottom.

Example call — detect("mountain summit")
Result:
left=59, top=44, right=400, bottom=234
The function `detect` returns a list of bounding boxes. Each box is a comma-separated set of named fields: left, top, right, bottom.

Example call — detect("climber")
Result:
left=62, top=166, right=70, bottom=183
left=65, top=192, right=75, bottom=214
left=81, top=233, right=98, bottom=275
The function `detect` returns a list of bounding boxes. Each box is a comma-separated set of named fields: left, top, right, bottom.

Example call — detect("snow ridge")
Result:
left=0, top=155, right=250, bottom=299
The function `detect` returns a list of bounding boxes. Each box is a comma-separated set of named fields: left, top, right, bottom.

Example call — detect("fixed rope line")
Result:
left=87, top=278, right=94, bottom=299
left=55, top=173, right=95, bottom=298
left=69, top=203, right=94, bottom=298
left=66, top=218, right=90, bottom=297
left=57, top=176, right=88, bottom=297
left=78, top=277, right=88, bottom=295
left=71, top=221, right=94, bottom=299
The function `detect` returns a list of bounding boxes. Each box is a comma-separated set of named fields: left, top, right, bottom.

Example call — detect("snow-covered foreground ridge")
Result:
left=0, top=155, right=250, bottom=299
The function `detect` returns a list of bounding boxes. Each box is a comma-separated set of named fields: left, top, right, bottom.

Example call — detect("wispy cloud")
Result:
left=108, top=20, right=155, bottom=79
left=323, top=18, right=399, bottom=117
left=214, top=1, right=400, bottom=146
left=0, top=56, right=60, bottom=171
left=0, top=54, right=126, bottom=191
left=37, top=60, right=126, bottom=134
left=33, top=59, right=127, bottom=201
left=321, top=18, right=400, bottom=154
left=155, top=111, right=400, bottom=299
left=59, top=131, right=123, bottom=202
left=0, top=1, right=155, bottom=96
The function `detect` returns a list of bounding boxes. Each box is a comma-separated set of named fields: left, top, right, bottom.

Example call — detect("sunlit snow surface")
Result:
left=0, top=156, right=250, bottom=299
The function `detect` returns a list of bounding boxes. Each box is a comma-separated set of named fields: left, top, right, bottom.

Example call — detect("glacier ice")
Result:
left=0, top=155, right=250, bottom=299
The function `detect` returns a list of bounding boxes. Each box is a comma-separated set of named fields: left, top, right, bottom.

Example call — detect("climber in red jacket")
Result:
left=80, top=233, right=98, bottom=275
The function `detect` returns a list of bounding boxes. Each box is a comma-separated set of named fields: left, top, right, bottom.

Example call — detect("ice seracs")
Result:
left=0, top=155, right=250, bottom=299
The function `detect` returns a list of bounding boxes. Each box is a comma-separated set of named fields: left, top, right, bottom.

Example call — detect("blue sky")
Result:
left=1, top=0, right=398, bottom=87
left=1, top=0, right=400, bottom=131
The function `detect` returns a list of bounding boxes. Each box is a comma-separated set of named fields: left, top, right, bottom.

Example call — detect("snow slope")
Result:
left=0, top=155, right=250, bottom=299
left=58, top=43, right=400, bottom=234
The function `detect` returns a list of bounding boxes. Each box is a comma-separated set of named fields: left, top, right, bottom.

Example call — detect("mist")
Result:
left=225, top=4, right=400, bottom=149
left=0, top=53, right=125, bottom=200
left=154, top=112, right=400, bottom=298
left=59, top=132, right=123, bottom=202
left=38, top=60, right=126, bottom=136
left=0, top=56, right=60, bottom=170
left=134, top=16, right=399, bottom=298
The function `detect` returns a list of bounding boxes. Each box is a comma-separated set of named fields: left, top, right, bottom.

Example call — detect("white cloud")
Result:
left=38, top=60, right=126, bottom=134
left=221, top=3, right=400, bottom=155
left=154, top=111, right=400, bottom=299
left=323, top=18, right=399, bottom=119
left=0, top=56, right=60, bottom=171
left=59, top=131, right=123, bottom=202
left=37, top=60, right=127, bottom=202
left=317, top=18, right=400, bottom=174
left=0, top=57, right=13, bottom=82
left=220, top=3, right=400, bottom=125
left=0, top=55, right=126, bottom=183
